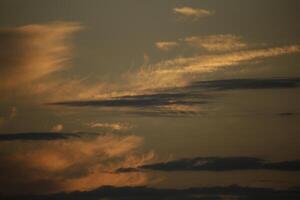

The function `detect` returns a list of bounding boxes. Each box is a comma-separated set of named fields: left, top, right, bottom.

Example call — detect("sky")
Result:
left=0, top=0, right=300, bottom=199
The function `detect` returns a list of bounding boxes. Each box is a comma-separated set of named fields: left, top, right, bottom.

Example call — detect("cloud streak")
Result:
left=0, top=132, right=82, bottom=141
left=184, top=34, right=248, bottom=52
left=174, top=7, right=214, bottom=20
left=49, top=78, right=300, bottom=116
left=88, top=122, right=131, bottom=131
left=155, top=41, right=179, bottom=51
left=117, top=157, right=300, bottom=172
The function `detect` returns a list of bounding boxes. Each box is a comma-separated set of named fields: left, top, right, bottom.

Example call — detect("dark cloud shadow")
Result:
left=117, top=157, right=300, bottom=172
left=188, top=78, right=300, bottom=91
left=0, top=132, right=100, bottom=141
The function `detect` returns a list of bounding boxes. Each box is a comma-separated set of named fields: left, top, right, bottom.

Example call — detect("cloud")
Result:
left=174, top=7, right=214, bottom=20
left=49, top=78, right=300, bottom=117
left=48, top=89, right=210, bottom=117
left=0, top=132, right=83, bottom=141
left=278, top=112, right=299, bottom=117
left=188, top=78, right=300, bottom=91
left=51, top=124, right=64, bottom=132
left=0, top=22, right=108, bottom=104
left=2, top=21, right=299, bottom=105
left=125, top=45, right=300, bottom=92
left=88, top=122, right=131, bottom=131
left=0, top=22, right=82, bottom=91
left=117, top=157, right=300, bottom=172
left=155, top=41, right=179, bottom=51
left=0, top=132, right=155, bottom=195
left=9, top=107, right=17, bottom=119
left=2, top=185, right=300, bottom=200
left=0, top=106, right=18, bottom=126
left=184, top=34, right=248, bottom=52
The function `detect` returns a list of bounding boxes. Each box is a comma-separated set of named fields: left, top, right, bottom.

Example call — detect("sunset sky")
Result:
left=0, top=0, right=300, bottom=199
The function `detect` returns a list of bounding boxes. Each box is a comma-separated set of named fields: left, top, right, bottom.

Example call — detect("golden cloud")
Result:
left=184, top=34, right=248, bottom=52
left=88, top=122, right=131, bottom=131
left=126, top=45, right=300, bottom=91
left=174, top=7, right=214, bottom=20
left=155, top=41, right=179, bottom=51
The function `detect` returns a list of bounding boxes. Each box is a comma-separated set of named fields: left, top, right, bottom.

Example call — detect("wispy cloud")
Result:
left=0, top=106, right=18, bottom=126
left=155, top=41, right=179, bottom=51
left=51, top=124, right=64, bottom=132
left=127, top=45, right=300, bottom=92
left=0, top=22, right=82, bottom=91
left=184, top=34, right=248, bottom=52
left=174, top=6, right=214, bottom=20
left=88, top=122, right=131, bottom=131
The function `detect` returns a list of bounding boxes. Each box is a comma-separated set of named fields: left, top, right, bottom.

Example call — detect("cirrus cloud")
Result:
left=184, top=34, right=248, bottom=52
left=0, top=22, right=82, bottom=91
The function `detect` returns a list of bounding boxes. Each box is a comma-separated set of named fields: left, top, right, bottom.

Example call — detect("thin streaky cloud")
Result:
left=184, top=34, right=248, bottom=52
left=174, top=6, right=214, bottom=20
left=117, top=156, right=300, bottom=172
left=88, top=122, right=131, bottom=131
left=49, top=78, right=300, bottom=117
left=128, top=45, right=300, bottom=92
left=155, top=41, right=179, bottom=51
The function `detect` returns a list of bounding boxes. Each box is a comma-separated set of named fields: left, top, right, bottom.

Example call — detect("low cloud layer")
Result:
left=118, top=156, right=300, bottom=172
left=2, top=185, right=300, bottom=200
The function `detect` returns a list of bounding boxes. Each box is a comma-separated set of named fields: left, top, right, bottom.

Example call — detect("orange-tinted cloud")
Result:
left=0, top=22, right=81, bottom=91
left=0, top=133, right=155, bottom=195
left=88, top=122, right=131, bottom=131
left=51, top=124, right=64, bottom=132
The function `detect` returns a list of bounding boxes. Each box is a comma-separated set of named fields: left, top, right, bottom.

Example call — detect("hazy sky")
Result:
left=0, top=0, right=300, bottom=198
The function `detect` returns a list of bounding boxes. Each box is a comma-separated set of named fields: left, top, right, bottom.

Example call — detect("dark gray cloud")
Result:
left=2, top=185, right=300, bottom=200
left=188, top=78, right=300, bottom=91
left=49, top=78, right=300, bottom=114
left=49, top=92, right=210, bottom=108
left=0, top=132, right=101, bottom=141
left=278, top=112, right=299, bottom=117
left=117, top=157, right=300, bottom=172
